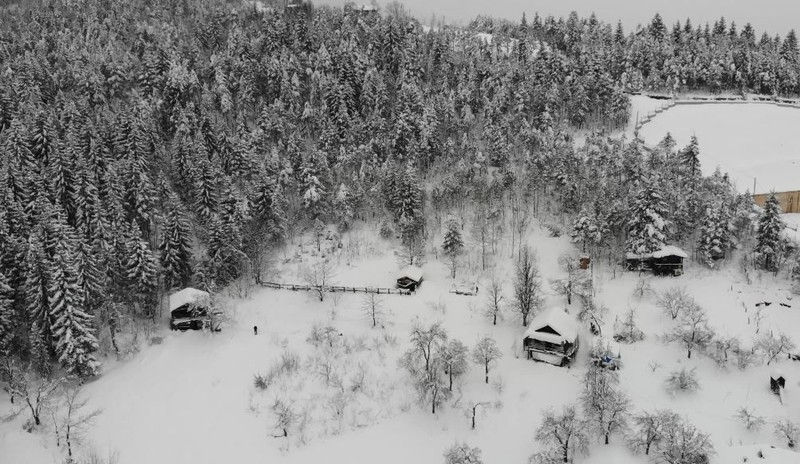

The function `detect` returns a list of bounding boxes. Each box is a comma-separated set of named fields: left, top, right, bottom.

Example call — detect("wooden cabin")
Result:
left=169, top=288, right=211, bottom=331
left=396, top=267, right=424, bottom=291
left=523, top=308, right=579, bottom=366
left=626, top=245, right=688, bottom=276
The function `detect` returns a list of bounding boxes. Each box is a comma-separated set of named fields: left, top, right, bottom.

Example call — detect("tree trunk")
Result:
left=485, top=363, right=489, bottom=384
left=687, top=348, right=692, bottom=359
left=449, top=370, right=453, bottom=391
left=493, top=312, right=497, bottom=325
left=604, top=432, right=609, bottom=445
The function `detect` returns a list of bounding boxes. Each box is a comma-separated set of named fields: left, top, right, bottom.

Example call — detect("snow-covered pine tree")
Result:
left=23, top=230, right=51, bottom=372
left=49, top=238, right=99, bottom=377
left=626, top=183, right=669, bottom=255
left=125, top=237, right=158, bottom=311
left=680, top=135, right=701, bottom=186
left=159, top=197, right=193, bottom=289
left=0, top=270, right=14, bottom=352
left=754, top=193, right=786, bottom=272
left=441, top=217, right=464, bottom=278
left=697, top=204, right=732, bottom=267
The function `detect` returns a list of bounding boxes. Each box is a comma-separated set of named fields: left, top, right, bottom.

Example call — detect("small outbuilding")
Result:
left=523, top=308, right=579, bottom=366
left=396, top=266, right=424, bottom=291
left=169, top=288, right=212, bottom=331
left=626, top=245, right=688, bottom=276
left=770, top=370, right=786, bottom=394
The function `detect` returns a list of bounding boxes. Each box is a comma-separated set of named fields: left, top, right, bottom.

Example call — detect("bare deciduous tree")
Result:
left=627, top=410, right=679, bottom=456
left=774, top=418, right=800, bottom=448
left=444, top=442, right=483, bottom=464
left=534, top=404, right=589, bottom=464
left=735, top=407, right=765, bottom=431
left=471, top=336, right=502, bottom=384
left=484, top=275, right=504, bottom=326
left=404, top=322, right=448, bottom=373
left=59, top=383, right=103, bottom=459
left=581, top=366, right=630, bottom=445
left=271, top=399, right=298, bottom=438
left=665, top=367, right=700, bottom=393
left=665, top=305, right=715, bottom=359
left=754, top=331, right=797, bottom=365
left=361, top=292, right=385, bottom=328
left=514, top=247, right=543, bottom=327
left=437, top=339, right=469, bottom=391
left=657, top=418, right=714, bottom=464
left=4, top=366, right=63, bottom=427
left=303, top=259, right=336, bottom=302
left=657, top=287, right=694, bottom=320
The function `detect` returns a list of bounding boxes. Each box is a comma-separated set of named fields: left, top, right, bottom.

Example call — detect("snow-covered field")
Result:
left=637, top=102, right=800, bottom=195
left=3, top=223, right=799, bottom=464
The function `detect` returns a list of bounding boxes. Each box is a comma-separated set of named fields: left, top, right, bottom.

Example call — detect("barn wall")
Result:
left=753, top=190, right=800, bottom=214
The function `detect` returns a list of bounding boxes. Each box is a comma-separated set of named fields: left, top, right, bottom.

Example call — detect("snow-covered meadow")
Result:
left=637, top=101, right=800, bottom=195
left=3, top=221, right=798, bottom=464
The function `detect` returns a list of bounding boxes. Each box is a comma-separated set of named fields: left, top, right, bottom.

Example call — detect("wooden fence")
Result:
left=261, top=281, right=412, bottom=296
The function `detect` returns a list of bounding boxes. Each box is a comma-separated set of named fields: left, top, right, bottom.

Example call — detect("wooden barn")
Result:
left=626, top=245, right=688, bottom=276
left=396, top=267, right=424, bottom=291
left=169, top=288, right=212, bottom=331
left=523, top=308, right=579, bottom=366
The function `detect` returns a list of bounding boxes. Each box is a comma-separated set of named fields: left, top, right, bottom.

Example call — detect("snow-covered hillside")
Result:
left=3, top=224, right=798, bottom=464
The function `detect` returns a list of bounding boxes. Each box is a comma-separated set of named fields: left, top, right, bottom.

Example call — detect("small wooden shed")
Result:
left=523, top=308, right=579, bottom=366
left=626, top=245, right=688, bottom=276
left=396, top=266, right=424, bottom=291
left=169, top=288, right=211, bottom=331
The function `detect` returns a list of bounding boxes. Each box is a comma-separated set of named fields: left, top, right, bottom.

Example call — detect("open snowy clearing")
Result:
left=3, top=224, right=799, bottom=464
left=638, top=102, right=800, bottom=195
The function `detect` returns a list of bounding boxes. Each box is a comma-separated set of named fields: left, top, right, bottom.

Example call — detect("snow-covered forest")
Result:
left=1, top=1, right=800, bottom=463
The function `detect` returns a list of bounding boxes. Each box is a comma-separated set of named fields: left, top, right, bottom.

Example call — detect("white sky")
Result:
left=317, top=0, right=800, bottom=36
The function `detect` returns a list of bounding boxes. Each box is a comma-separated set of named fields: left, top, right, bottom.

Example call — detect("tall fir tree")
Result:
left=697, top=204, right=732, bottom=267
left=626, top=182, right=670, bottom=255
left=441, top=217, right=464, bottom=278
left=754, top=193, right=785, bottom=272
left=49, top=238, right=99, bottom=377
left=160, top=198, right=193, bottom=289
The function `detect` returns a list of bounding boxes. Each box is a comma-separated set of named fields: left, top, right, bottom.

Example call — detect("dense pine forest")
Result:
left=0, top=0, right=796, bottom=379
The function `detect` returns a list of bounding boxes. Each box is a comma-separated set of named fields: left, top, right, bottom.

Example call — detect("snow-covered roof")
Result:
left=397, top=266, right=423, bottom=282
left=524, top=308, right=579, bottom=345
left=652, top=245, right=688, bottom=259
left=169, top=288, right=210, bottom=313
left=358, top=4, right=377, bottom=11
left=626, top=245, right=688, bottom=260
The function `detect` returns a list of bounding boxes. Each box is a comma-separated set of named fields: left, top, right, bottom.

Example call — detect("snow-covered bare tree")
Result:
left=271, top=399, right=298, bottom=438
left=665, top=367, right=701, bottom=393
left=514, top=246, right=543, bottom=326
left=657, top=287, right=694, bottom=320
left=654, top=417, right=714, bottom=464
left=735, top=407, right=765, bottom=431
left=361, top=292, right=385, bottom=328
left=774, top=418, right=799, bottom=449
left=534, top=404, right=588, bottom=464
left=303, top=259, right=336, bottom=302
left=471, top=336, right=502, bottom=384
left=4, top=368, right=63, bottom=427
left=58, top=383, right=103, bottom=459
left=581, top=366, right=630, bottom=444
left=402, top=322, right=448, bottom=373
left=443, top=442, right=483, bottom=464
left=437, top=339, right=469, bottom=391
left=666, top=304, right=715, bottom=359
left=627, top=410, right=679, bottom=456
left=754, top=331, right=797, bottom=365
left=484, top=275, right=504, bottom=325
